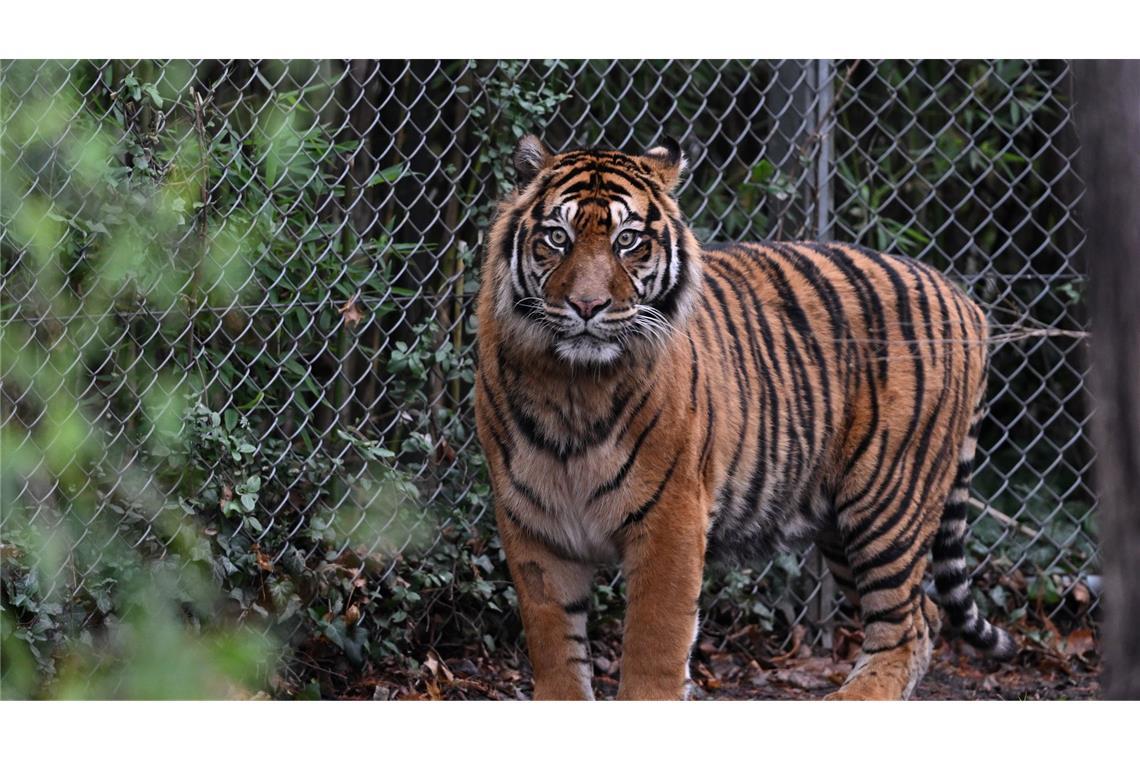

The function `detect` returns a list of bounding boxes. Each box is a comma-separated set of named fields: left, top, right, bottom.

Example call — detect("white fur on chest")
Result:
left=508, top=440, right=625, bottom=564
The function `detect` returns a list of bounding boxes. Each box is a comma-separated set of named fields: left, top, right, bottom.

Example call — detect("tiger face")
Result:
left=491, top=135, right=701, bottom=366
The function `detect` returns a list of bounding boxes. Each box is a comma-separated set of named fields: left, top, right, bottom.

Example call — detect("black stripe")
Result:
left=862, top=631, right=915, bottom=654
left=699, top=268, right=754, bottom=516
left=563, top=598, right=590, bottom=616
left=697, top=379, right=716, bottom=479
left=810, top=242, right=890, bottom=383
left=688, top=334, right=700, bottom=411
left=498, top=500, right=588, bottom=565
left=498, top=346, right=633, bottom=461
left=616, top=384, right=654, bottom=441
left=590, top=409, right=662, bottom=503
left=621, top=450, right=682, bottom=528
left=649, top=217, right=692, bottom=319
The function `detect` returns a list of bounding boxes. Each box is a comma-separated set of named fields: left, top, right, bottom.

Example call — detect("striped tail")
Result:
left=931, top=406, right=1018, bottom=660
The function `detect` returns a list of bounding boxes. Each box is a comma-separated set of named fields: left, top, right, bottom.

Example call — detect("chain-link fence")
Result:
left=1, top=60, right=1095, bottom=690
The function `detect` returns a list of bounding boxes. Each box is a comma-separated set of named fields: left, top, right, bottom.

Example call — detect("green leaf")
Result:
left=142, top=83, right=163, bottom=108
left=367, top=163, right=408, bottom=186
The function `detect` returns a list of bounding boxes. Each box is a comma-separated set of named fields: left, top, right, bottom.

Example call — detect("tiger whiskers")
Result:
left=630, top=305, right=676, bottom=351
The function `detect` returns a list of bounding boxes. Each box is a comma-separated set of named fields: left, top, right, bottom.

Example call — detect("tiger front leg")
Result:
left=616, top=484, right=707, bottom=700
left=498, top=508, right=597, bottom=700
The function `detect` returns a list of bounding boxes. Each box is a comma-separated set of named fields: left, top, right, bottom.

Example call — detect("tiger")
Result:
left=473, top=134, right=1016, bottom=700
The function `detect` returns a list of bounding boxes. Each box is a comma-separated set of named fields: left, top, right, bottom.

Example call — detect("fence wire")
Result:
left=1, top=60, right=1095, bottom=673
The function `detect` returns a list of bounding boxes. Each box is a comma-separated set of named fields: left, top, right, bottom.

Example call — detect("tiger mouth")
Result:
left=553, top=333, right=623, bottom=364
left=558, top=333, right=612, bottom=348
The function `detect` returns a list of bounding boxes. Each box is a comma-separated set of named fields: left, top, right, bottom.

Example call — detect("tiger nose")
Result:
left=567, top=296, right=611, bottom=320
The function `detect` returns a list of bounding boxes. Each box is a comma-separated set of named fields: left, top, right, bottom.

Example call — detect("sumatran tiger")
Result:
left=473, top=135, right=1016, bottom=700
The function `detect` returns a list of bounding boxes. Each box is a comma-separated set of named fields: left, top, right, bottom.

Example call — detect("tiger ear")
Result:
left=513, top=134, right=552, bottom=187
left=643, top=136, right=688, bottom=193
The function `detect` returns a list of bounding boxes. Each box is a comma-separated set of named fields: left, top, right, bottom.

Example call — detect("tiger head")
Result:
left=483, top=135, right=702, bottom=366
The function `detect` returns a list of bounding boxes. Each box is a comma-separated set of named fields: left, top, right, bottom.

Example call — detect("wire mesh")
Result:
left=0, top=60, right=1095, bottom=672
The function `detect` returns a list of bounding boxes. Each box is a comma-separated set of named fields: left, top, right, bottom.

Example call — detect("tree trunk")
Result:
left=1074, top=59, right=1140, bottom=699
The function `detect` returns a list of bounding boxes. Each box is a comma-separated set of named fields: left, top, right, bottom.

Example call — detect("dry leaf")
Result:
left=772, top=624, right=808, bottom=663
left=338, top=292, right=364, bottom=327
left=0, top=544, right=24, bottom=562
left=1062, top=628, right=1096, bottom=656
left=434, top=436, right=457, bottom=466
left=425, top=680, right=441, bottom=700
left=252, top=543, right=274, bottom=572
left=769, top=668, right=830, bottom=691
left=424, top=649, right=453, bottom=682
left=707, top=653, right=740, bottom=681
left=747, top=667, right=770, bottom=688
left=832, top=625, right=864, bottom=662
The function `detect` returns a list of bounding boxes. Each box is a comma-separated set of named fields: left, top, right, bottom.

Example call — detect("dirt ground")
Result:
left=297, top=622, right=1100, bottom=700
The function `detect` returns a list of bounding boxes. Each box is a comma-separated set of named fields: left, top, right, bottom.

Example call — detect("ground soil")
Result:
left=297, top=621, right=1100, bottom=700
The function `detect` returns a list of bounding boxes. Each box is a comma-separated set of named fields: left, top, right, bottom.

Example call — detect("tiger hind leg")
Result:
left=822, top=494, right=942, bottom=701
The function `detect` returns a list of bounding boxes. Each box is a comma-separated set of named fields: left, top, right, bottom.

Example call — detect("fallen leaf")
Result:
left=424, top=649, right=454, bottom=682
left=769, top=668, right=830, bottom=691
left=707, top=653, right=741, bottom=681
left=748, top=669, right=770, bottom=688
left=771, top=624, right=808, bottom=663
left=832, top=626, right=864, bottom=662
left=698, top=638, right=719, bottom=654
left=425, top=680, right=441, bottom=700
left=1061, top=629, right=1096, bottom=657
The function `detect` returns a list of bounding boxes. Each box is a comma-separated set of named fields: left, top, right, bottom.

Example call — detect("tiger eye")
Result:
left=549, top=229, right=567, bottom=247
left=618, top=230, right=636, bottom=248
